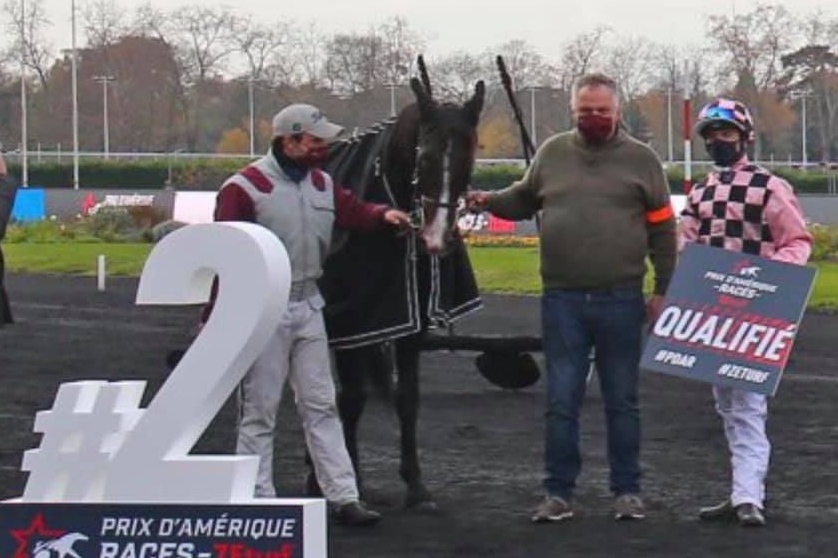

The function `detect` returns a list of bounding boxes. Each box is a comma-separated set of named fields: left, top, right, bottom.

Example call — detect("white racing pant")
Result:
left=713, top=386, right=770, bottom=508
left=236, top=296, right=358, bottom=505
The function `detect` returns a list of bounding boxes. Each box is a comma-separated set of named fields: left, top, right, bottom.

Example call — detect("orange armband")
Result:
left=646, top=204, right=674, bottom=224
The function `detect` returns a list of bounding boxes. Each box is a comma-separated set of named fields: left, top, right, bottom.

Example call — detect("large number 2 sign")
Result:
left=21, top=222, right=292, bottom=503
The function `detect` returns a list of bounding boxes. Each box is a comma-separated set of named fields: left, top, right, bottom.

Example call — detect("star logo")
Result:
left=10, top=514, right=65, bottom=558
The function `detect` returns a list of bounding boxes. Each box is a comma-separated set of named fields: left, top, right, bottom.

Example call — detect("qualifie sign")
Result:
left=641, top=243, right=817, bottom=396
left=1, top=223, right=326, bottom=558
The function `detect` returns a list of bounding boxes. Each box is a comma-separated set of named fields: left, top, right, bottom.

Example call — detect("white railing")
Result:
left=2, top=150, right=836, bottom=169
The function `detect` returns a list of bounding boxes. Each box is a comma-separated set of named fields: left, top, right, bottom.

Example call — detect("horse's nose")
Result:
left=423, top=236, right=444, bottom=254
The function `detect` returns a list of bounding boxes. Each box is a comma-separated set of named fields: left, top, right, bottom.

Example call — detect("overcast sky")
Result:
left=35, top=0, right=838, bottom=59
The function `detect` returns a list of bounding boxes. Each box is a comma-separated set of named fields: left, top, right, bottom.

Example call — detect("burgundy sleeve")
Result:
left=201, top=183, right=256, bottom=324
left=214, top=183, right=256, bottom=222
left=333, top=184, right=389, bottom=230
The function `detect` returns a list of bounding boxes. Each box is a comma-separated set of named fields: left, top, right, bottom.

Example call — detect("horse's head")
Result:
left=408, top=77, right=485, bottom=254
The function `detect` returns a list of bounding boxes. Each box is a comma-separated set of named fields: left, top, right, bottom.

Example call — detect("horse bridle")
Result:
left=406, top=125, right=477, bottom=233
left=378, top=126, right=477, bottom=235
left=407, top=176, right=469, bottom=232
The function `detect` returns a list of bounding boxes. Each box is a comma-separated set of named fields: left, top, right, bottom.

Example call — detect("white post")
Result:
left=248, top=75, right=255, bottom=158
left=93, top=75, right=115, bottom=159
left=97, top=254, right=106, bottom=292
left=791, top=89, right=812, bottom=169
left=386, top=84, right=396, bottom=118
left=666, top=87, right=673, bottom=163
left=103, top=78, right=109, bottom=159
left=530, top=86, right=537, bottom=147
left=682, top=62, right=692, bottom=194
left=20, top=0, right=28, bottom=187
left=801, top=93, right=808, bottom=169
left=71, top=0, right=79, bottom=189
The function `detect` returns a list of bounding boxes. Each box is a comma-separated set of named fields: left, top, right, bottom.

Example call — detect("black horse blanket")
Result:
left=0, top=174, right=17, bottom=325
left=319, top=122, right=482, bottom=350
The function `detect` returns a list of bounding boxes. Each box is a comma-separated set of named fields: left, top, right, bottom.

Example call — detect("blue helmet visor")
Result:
left=702, top=106, right=738, bottom=121
left=696, top=106, right=745, bottom=136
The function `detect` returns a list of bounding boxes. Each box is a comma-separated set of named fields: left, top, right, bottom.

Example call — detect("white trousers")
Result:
left=236, top=297, right=358, bottom=505
left=713, top=386, right=770, bottom=508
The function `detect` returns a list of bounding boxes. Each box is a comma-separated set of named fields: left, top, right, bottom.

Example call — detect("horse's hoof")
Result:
left=405, top=487, right=438, bottom=512
left=406, top=498, right=439, bottom=513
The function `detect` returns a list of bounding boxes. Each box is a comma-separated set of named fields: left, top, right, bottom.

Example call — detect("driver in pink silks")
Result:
left=201, top=104, right=410, bottom=527
left=679, top=98, right=812, bottom=527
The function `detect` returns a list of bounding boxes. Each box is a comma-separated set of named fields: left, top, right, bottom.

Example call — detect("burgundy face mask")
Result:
left=296, top=145, right=329, bottom=168
left=577, top=114, right=616, bottom=145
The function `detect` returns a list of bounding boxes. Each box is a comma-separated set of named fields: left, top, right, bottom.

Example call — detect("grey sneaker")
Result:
left=736, top=503, right=766, bottom=527
left=698, top=499, right=735, bottom=521
left=531, top=496, right=574, bottom=523
left=614, top=494, right=646, bottom=520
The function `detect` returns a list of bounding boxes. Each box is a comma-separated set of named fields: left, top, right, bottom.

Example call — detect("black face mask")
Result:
left=705, top=139, right=744, bottom=167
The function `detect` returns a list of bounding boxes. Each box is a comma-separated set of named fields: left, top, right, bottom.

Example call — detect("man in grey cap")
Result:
left=202, top=103, right=409, bottom=526
left=0, top=152, right=16, bottom=326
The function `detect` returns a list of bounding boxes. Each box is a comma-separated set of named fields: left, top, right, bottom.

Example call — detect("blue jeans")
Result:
left=541, top=287, right=646, bottom=500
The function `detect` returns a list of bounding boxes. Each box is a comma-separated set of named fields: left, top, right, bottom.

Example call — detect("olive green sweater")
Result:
left=488, top=129, right=677, bottom=295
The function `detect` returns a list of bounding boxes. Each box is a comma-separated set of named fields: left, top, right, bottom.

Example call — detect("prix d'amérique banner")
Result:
left=0, top=503, right=308, bottom=558
left=641, top=242, right=817, bottom=396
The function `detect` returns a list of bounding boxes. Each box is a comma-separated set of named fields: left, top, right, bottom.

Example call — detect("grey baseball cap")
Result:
left=271, top=103, right=344, bottom=140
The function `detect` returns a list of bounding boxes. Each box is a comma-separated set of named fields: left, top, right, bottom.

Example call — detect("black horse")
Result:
left=163, top=66, right=487, bottom=508
left=314, top=71, right=486, bottom=509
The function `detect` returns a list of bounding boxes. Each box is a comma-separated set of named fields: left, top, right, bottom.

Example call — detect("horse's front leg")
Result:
left=394, top=334, right=437, bottom=510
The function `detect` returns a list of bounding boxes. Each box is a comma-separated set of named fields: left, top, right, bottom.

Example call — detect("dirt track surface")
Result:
left=1, top=273, right=837, bottom=557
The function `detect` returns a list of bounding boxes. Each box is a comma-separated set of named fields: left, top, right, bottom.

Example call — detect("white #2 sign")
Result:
left=20, top=222, right=293, bottom=503
left=4, top=222, right=326, bottom=558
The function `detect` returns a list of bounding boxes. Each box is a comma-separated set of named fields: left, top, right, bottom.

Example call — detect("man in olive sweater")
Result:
left=468, top=73, right=677, bottom=522
left=0, top=152, right=16, bottom=326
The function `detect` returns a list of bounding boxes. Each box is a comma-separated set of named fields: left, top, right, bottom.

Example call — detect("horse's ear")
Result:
left=417, top=54, right=433, bottom=97
left=464, top=80, right=486, bottom=127
left=410, top=77, right=434, bottom=118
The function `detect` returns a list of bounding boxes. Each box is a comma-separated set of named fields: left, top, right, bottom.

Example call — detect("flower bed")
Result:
left=463, top=234, right=539, bottom=248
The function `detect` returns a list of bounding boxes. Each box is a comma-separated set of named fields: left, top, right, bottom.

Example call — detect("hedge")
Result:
left=5, top=159, right=835, bottom=194
left=6, top=159, right=250, bottom=190
left=473, top=164, right=836, bottom=194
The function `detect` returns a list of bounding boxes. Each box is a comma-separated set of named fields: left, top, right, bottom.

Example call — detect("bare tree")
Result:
left=1, top=0, right=53, bottom=89
left=80, top=0, right=128, bottom=50
left=323, top=31, right=385, bottom=95
left=229, top=14, right=290, bottom=82
left=556, top=27, right=610, bottom=90
left=377, top=16, right=424, bottom=84
left=433, top=51, right=485, bottom=103
left=486, top=39, right=550, bottom=89
left=135, top=3, right=236, bottom=150
left=134, top=3, right=190, bottom=150
left=707, top=4, right=803, bottom=159
left=286, top=21, right=326, bottom=88
left=653, top=44, right=717, bottom=97
left=707, top=4, right=799, bottom=93
left=603, top=36, right=656, bottom=102
left=779, top=9, right=838, bottom=162
left=169, top=5, right=236, bottom=86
